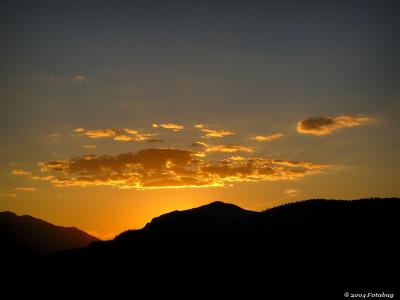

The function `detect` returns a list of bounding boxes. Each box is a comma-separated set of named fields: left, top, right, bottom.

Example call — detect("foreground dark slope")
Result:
left=45, top=198, right=400, bottom=286
left=0, top=211, right=99, bottom=257
left=2, top=198, right=394, bottom=292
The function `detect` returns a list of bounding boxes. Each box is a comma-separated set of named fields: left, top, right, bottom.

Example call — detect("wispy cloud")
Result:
left=251, top=133, right=283, bottom=142
left=73, top=128, right=157, bottom=142
left=152, top=123, right=184, bottom=131
left=0, top=192, right=17, bottom=198
left=191, top=142, right=209, bottom=148
left=205, top=144, right=253, bottom=153
left=11, top=169, right=32, bottom=176
left=191, top=142, right=252, bottom=153
left=16, top=187, right=36, bottom=192
left=31, top=148, right=330, bottom=190
left=284, top=188, right=300, bottom=197
left=48, top=133, right=61, bottom=141
left=73, top=74, right=86, bottom=80
left=194, top=124, right=235, bottom=138
left=297, top=114, right=374, bottom=135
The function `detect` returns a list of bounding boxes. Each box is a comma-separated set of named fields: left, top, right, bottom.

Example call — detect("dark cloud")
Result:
left=297, top=115, right=374, bottom=135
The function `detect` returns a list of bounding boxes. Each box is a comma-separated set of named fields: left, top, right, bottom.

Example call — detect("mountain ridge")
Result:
left=0, top=210, right=99, bottom=256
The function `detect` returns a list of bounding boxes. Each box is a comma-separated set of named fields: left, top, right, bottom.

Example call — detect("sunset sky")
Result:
left=1, top=1, right=399, bottom=239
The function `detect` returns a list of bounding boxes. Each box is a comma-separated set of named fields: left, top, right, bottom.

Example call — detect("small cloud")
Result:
left=73, top=128, right=85, bottom=133
left=12, top=169, right=32, bottom=176
left=124, top=129, right=139, bottom=135
left=114, top=135, right=136, bottom=141
left=82, top=145, right=97, bottom=149
left=272, top=159, right=330, bottom=170
left=16, top=187, right=36, bottom=192
left=194, top=124, right=235, bottom=138
left=200, top=128, right=235, bottom=138
left=85, top=129, right=118, bottom=139
left=191, top=142, right=252, bottom=153
left=229, top=156, right=246, bottom=161
left=73, top=74, right=86, bottom=80
left=191, top=142, right=209, bottom=148
left=152, top=123, right=184, bottom=131
left=284, top=189, right=300, bottom=197
left=48, top=133, right=61, bottom=139
left=0, top=192, right=17, bottom=198
left=251, top=133, right=283, bottom=142
left=297, top=114, right=374, bottom=136
left=73, top=128, right=156, bottom=142
left=205, top=145, right=253, bottom=153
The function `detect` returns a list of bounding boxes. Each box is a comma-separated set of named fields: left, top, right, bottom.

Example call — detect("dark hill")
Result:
left=46, top=198, right=399, bottom=289
left=3, top=198, right=399, bottom=292
left=0, top=211, right=99, bottom=257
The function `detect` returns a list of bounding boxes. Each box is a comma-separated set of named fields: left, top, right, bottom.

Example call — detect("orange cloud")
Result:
left=32, top=148, right=330, bottom=189
left=82, top=145, right=97, bottom=149
left=0, top=192, right=17, bottom=198
left=191, top=142, right=209, bottom=148
left=194, top=124, right=235, bottom=138
left=191, top=142, right=252, bottom=153
left=251, top=133, right=283, bottom=142
left=11, top=169, right=32, bottom=176
left=205, top=145, right=253, bottom=153
left=284, top=189, right=300, bottom=197
left=16, top=187, right=36, bottom=192
left=73, top=128, right=157, bottom=142
left=297, top=114, right=374, bottom=135
left=271, top=159, right=331, bottom=170
left=152, top=123, right=184, bottom=131
left=200, top=128, right=235, bottom=138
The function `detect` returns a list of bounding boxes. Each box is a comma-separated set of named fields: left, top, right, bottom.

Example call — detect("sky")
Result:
left=1, top=0, right=399, bottom=239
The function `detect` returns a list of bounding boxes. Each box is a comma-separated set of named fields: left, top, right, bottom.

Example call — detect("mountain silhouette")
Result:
left=0, top=211, right=99, bottom=257
left=43, top=198, right=399, bottom=289
left=2, top=198, right=399, bottom=292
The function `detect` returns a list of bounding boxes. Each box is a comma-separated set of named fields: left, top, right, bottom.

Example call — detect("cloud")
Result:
left=200, top=128, right=235, bottom=138
left=205, top=145, right=253, bottom=153
left=271, top=159, right=331, bottom=170
left=73, top=128, right=157, bottom=142
left=32, top=148, right=330, bottom=190
left=48, top=133, right=61, bottom=141
left=12, top=169, right=32, bottom=176
left=191, top=142, right=252, bottom=153
left=73, top=75, right=86, bottom=80
left=229, top=156, right=246, bottom=161
left=194, top=124, right=235, bottom=138
left=16, top=187, right=36, bottom=192
left=152, top=123, right=184, bottom=131
left=191, top=142, right=209, bottom=148
left=251, top=133, right=283, bottom=142
left=0, top=192, right=17, bottom=198
left=297, top=114, right=374, bottom=135
left=284, top=189, right=300, bottom=197
left=82, top=145, right=97, bottom=149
